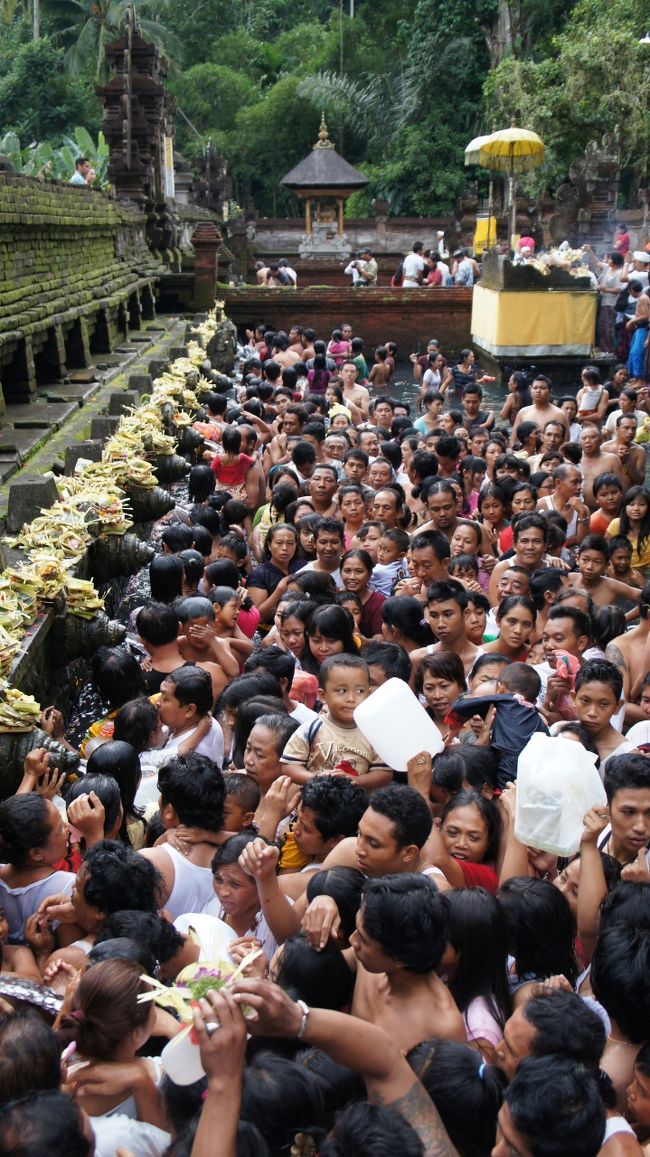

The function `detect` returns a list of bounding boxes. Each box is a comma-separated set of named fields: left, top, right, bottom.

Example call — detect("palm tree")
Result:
left=49, top=0, right=179, bottom=82
left=0, top=0, right=39, bottom=39
left=297, top=38, right=472, bottom=158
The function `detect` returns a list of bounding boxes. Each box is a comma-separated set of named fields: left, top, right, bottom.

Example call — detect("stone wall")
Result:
left=0, top=174, right=164, bottom=420
left=220, top=286, right=473, bottom=360
left=248, top=216, right=450, bottom=257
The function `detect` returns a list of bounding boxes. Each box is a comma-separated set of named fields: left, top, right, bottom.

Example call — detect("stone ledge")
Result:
left=6, top=401, right=79, bottom=430
left=220, top=285, right=473, bottom=356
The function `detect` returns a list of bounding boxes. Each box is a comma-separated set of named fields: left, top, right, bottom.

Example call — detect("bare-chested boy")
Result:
left=605, top=579, right=650, bottom=726
left=567, top=535, right=640, bottom=621
left=340, top=361, right=370, bottom=418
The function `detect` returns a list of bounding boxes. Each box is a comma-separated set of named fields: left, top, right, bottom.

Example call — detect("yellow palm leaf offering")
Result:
left=5, top=511, right=91, bottom=560
left=138, top=952, right=263, bottom=1023
left=26, top=557, right=71, bottom=600
left=186, top=340, right=205, bottom=366
left=167, top=357, right=197, bottom=376
left=0, top=571, right=39, bottom=626
left=63, top=576, right=105, bottom=620
left=0, top=682, right=41, bottom=730
left=0, top=346, right=205, bottom=681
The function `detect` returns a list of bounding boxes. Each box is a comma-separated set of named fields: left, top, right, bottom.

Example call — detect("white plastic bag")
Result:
left=514, top=733, right=607, bottom=856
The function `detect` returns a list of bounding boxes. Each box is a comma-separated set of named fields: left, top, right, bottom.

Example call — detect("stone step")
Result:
left=5, top=401, right=79, bottom=430
left=94, top=357, right=124, bottom=369
left=0, top=426, right=50, bottom=457
left=65, top=369, right=100, bottom=384
left=39, top=383, right=101, bottom=405
left=0, top=455, right=20, bottom=482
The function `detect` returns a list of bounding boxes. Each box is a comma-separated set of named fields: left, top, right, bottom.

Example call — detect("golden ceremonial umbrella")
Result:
left=464, top=133, right=496, bottom=250
left=478, top=122, right=545, bottom=252
left=464, top=133, right=493, bottom=165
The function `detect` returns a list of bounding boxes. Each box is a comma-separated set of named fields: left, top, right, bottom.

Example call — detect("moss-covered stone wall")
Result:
left=0, top=174, right=164, bottom=417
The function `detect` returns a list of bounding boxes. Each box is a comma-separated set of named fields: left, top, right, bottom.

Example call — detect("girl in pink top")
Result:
left=326, top=329, right=351, bottom=368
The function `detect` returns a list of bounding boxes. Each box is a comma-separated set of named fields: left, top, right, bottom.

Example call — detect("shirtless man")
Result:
left=411, top=579, right=481, bottom=679
left=238, top=781, right=446, bottom=945
left=271, top=334, right=301, bottom=368
left=340, top=361, right=370, bottom=418
left=579, top=424, right=624, bottom=510
left=606, top=580, right=650, bottom=726
left=263, top=405, right=307, bottom=469
left=287, top=326, right=304, bottom=356
left=369, top=348, right=391, bottom=390
left=300, top=327, right=316, bottom=360
left=602, top=414, right=646, bottom=489
left=511, top=375, right=569, bottom=440
left=247, top=784, right=449, bottom=951
left=303, top=785, right=441, bottom=884
left=349, top=875, right=466, bottom=1054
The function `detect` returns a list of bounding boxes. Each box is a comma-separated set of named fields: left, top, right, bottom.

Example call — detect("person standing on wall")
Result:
left=402, top=241, right=426, bottom=287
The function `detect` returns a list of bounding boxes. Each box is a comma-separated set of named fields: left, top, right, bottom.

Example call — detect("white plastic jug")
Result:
left=161, top=1024, right=206, bottom=1085
left=353, top=677, right=445, bottom=772
left=514, top=732, right=607, bottom=856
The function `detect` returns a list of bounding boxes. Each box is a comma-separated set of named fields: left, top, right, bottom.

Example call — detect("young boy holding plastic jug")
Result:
left=280, top=654, right=392, bottom=790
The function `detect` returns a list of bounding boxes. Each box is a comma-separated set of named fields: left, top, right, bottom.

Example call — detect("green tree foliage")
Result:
left=0, top=39, right=92, bottom=141
left=127, top=0, right=647, bottom=218
left=0, top=126, right=108, bottom=183
left=227, top=75, right=319, bottom=214
left=47, top=0, right=179, bottom=82
left=296, top=0, right=493, bottom=214
left=0, top=0, right=644, bottom=219
left=483, top=0, right=650, bottom=194
left=169, top=63, right=258, bottom=153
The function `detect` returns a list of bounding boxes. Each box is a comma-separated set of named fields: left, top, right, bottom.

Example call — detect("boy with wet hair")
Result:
left=568, top=534, right=639, bottom=616
left=607, top=534, right=644, bottom=589
left=350, top=873, right=466, bottom=1053
left=222, top=772, right=260, bottom=832
left=573, top=659, right=635, bottom=773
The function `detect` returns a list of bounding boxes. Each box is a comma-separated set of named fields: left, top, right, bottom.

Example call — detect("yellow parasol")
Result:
left=478, top=121, right=545, bottom=252
left=464, top=133, right=493, bottom=166
left=464, top=133, right=496, bottom=250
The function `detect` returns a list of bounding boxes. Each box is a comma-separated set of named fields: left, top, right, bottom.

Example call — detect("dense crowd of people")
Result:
left=1, top=315, right=650, bottom=1157
left=339, top=229, right=650, bottom=373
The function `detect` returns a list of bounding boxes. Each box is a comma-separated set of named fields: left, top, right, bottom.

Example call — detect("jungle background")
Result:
left=0, top=0, right=648, bottom=216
